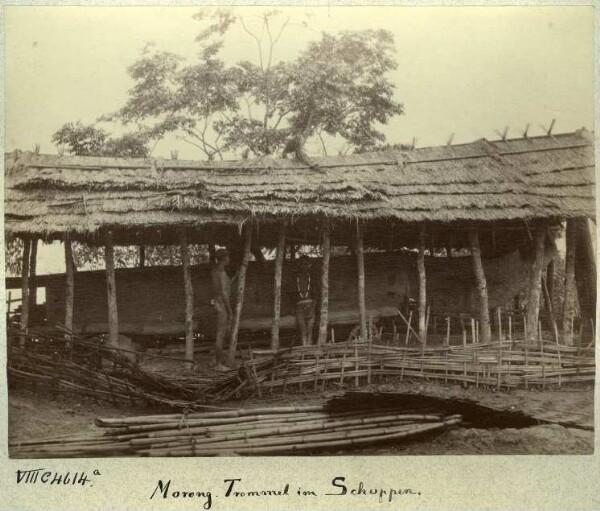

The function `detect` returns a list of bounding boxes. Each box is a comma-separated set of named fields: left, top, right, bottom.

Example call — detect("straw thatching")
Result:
left=4, top=129, right=594, bottom=245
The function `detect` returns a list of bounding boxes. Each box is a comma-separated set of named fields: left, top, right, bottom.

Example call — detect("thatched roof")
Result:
left=4, top=129, right=595, bottom=244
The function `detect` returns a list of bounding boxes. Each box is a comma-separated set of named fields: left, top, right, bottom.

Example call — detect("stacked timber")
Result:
left=9, top=404, right=461, bottom=458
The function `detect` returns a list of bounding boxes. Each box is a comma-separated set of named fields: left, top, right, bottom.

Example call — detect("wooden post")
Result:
left=64, top=236, right=75, bottom=344
left=228, top=221, right=252, bottom=365
left=317, top=217, right=331, bottom=345
left=19, top=237, right=31, bottom=345
left=208, top=244, right=216, bottom=264
left=417, top=226, right=427, bottom=344
left=562, top=219, right=577, bottom=345
left=526, top=226, right=546, bottom=342
left=542, top=275, right=559, bottom=344
left=271, top=221, right=286, bottom=350
left=546, top=259, right=554, bottom=309
left=574, top=218, right=596, bottom=330
left=138, top=245, right=146, bottom=268
left=104, top=230, right=119, bottom=347
left=28, top=237, right=38, bottom=310
left=468, top=229, right=492, bottom=343
left=179, top=228, right=194, bottom=363
left=356, top=221, right=367, bottom=339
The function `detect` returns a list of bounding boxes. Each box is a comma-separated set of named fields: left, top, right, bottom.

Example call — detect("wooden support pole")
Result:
left=468, top=229, right=492, bottom=344
left=208, top=244, right=216, bottom=265
left=562, top=219, right=577, bottom=345
left=19, top=237, right=31, bottom=345
left=546, top=259, right=555, bottom=309
left=574, top=218, right=596, bottom=329
left=104, top=230, right=119, bottom=347
left=417, top=226, right=427, bottom=344
left=526, top=226, right=546, bottom=342
left=356, top=221, right=367, bottom=339
left=179, top=228, right=194, bottom=363
left=271, top=221, right=286, bottom=350
left=64, top=236, right=75, bottom=343
left=228, top=221, right=252, bottom=365
left=138, top=246, right=145, bottom=268
left=542, top=275, right=559, bottom=344
left=28, top=237, right=38, bottom=310
left=317, top=217, right=331, bottom=345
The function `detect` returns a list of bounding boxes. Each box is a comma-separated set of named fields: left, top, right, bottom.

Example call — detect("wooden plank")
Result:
left=105, top=230, right=119, bottom=347
left=179, top=228, right=194, bottom=363
left=228, top=222, right=252, bottom=365
left=317, top=217, right=331, bottom=345
left=271, top=221, right=286, bottom=350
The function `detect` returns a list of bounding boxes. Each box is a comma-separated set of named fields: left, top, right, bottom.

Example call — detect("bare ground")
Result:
left=8, top=378, right=595, bottom=456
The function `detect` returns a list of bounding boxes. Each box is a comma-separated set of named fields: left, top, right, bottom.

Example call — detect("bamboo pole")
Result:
left=228, top=221, right=252, bottom=365
left=64, top=236, right=75, bottom=345
left=526, top=226, right=546, bottom=342
left=28, top=237, right=38, bottom=310
left=562, top=219, right=577, bottom=346
left=356, top=221, right=368, bottom=339
left=317, top=217, right=331, bottom=345
left=19, top=237, right=31, bottom=345
left=417, top=226, right=427, bottom=344
left=271, top=221, right=287, bottom=350
left=468, top=229, right=491, bottom=343
left=105, top=230, right=119, bottom=348
left=179, top=228, right=194, bottom=363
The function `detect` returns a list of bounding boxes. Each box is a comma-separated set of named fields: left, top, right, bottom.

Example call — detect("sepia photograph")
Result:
left=3, top=5, right=596, bottom=464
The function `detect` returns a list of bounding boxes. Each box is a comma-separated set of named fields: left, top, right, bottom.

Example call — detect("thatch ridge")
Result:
left=4, top=129, right=595, bottom=239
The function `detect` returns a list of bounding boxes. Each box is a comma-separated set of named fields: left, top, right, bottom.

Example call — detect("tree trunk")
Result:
left=562, top=219, right=577, bottom=345
left=574, top=218, right=596, bottom=326
left=417, top=227, right=427, bottom=343
left=356, top=221, right=367, bottom=339
left=19, top=237, right=31, bottom=345
left=138, top=245, right=145, bottom=268
left=64, top=237, right=75, bottom=344
left=28, top=237, right=38, bottom=310
left=317, top=217, right=331, bottom=345
left=468, top=229, right=492, bottom=343
left=271, top=221, right=286, bottom=350
left=105, top=231, right=119, bottom=347
left=179, top=229, right=194, bottom=363
left=526, top=226, right=546, bottom=342
left=228, top=222, right=252, bottom=365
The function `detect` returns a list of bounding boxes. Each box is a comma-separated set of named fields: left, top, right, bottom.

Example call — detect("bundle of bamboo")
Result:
left=9, top=404, right=461, bottom=458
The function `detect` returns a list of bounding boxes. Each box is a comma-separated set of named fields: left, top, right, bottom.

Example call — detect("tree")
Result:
left=102, top=9, right=404, bottom=159
left=52, top=122, right=149, bottom=158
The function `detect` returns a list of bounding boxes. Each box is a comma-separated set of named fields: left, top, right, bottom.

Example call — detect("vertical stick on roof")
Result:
left=526, top=225, right=546, bottom=342
left=229, top=221, right=252, bottom=365
left=64, top=235, right=75, bottom=346
left=417, top=226, right=427, bottom=344
left=317, top=217, right=331, bottom=345
left=356, top=220, right=368, bottom=340
left=105, top=230, right=119, bottom=347
left=271, top=221, right=287, bottom=350
left=562, top=219, right=577, bottom=345
left=19, top=237, right=31, bottom=346
left=179, top=228, right=194, bottom=364
left=468, top=229, right=492, bottom=344
left=28, top=237, right=38, bottom=310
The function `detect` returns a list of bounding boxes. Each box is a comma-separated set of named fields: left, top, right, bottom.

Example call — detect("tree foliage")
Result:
left=52, top=122, right=149, bottom=158
left=102, top=9, right=404, bottom=159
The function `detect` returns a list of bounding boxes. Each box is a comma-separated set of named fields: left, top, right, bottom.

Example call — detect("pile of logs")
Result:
left=9, top=403, right=461, bottom=458
left=214, top=340, right=595, bottom=398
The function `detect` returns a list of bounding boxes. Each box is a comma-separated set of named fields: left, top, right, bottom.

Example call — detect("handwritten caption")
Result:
left=149, top=477, right=421, bottom=509
left=16, top=468, right=101, bottom=487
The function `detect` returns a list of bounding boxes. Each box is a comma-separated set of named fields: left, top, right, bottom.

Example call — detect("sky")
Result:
left=2, top=5, right=596, bottom=276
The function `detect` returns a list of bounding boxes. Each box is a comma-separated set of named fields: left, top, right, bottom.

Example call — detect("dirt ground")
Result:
left=8, top=378, right=595, bottom=456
